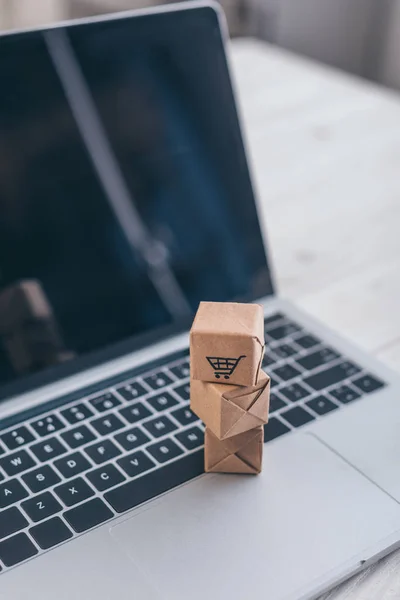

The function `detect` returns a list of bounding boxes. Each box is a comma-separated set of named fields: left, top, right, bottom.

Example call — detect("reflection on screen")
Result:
left=0, top=8, right=271, bottom=391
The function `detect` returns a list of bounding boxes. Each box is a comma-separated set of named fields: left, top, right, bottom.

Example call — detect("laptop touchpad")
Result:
left=109, top=434, right=400, bottom=600
left=312, top=390, right=400, bottom=502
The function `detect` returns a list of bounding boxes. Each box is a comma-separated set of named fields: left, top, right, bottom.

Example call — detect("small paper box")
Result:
left=190, top=302, right=264, bottom=386
left=204, top=426, right=264, bottom=474
left=191, top=370, right=270, bottom=439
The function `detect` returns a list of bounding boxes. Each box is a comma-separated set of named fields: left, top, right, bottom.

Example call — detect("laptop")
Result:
left=0, top=3, right=398, bottom=599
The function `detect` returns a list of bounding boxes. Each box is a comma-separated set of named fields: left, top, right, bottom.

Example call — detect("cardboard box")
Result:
left=191, top=370, right=270, bottom=439
left=204, top=426, right=264, bottom=474
left=0, top=280, right=52, bottom=335
left=190, top=302, right=264, bottom=386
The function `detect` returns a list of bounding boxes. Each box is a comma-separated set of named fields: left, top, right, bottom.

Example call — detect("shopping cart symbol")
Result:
left=206, top=355, right=246, bottom=380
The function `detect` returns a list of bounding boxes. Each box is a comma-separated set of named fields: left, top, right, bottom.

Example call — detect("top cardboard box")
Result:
left=190, top=302, right=265, bottom=386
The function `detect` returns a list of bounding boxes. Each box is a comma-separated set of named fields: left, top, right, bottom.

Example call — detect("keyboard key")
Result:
left=85, top=439, right=121, bottom=465
left=269, top=393, right=287, bottom=413
left=119, top=402, right=152, bottom=424
left=352, top=374, right=385, bottom=394
left=1, top=426, right=35, bottom=450
left=294, top=334, right=321, bottom=349
left=31, top=415, right=65, bottom=437
left=117, top=450, right=155, bottom=478
left=106, top=450, right=204, bottom=513
left=21, top=492, right=62, bottom=522
left=143, top=416, right=177, bottom=439
left=54, top=452, right=92, bottom=478
left=114, top=427, right=150, bottom=451
left=262, top=352, right=277, bottom=368
left=30, top=517, right=73, bottom=550
left=147, top=391, right=179, bottom=412
left=115, top=381, right=147, bottom=402
left=90, top=414, right=125, bottom=436
left=30, top=437, right=67, bottom=462
left=279, top=383, right=310, bottom=403
left=264, top=313, right=285, bottom=326
left=62, top=425, right=96, bottom=449
left=54, top=477, right=95, bottom=507
left=172, top=383, right=190, bottom=401
left=0, top=479, right=28, bottom=508
left=0, top=449, right=36, bottom=477
left=0, top=507, right=28, bottom=539
left=23, top=465, right=61, bottom=493
left=147, top=439, right=184, bottom=464
left=264, top=418, right=291, bottom=442
left=304, top=361, right=362, bottom=391
left=61, top=403, right=94, bottom=424
left=267, top=322, right=302, bottom=340
left=0, top=533, right=38, bottom=567
left=175, top=426, right=204, bottom=450
left=271, top=364, right=302, bottom=382
left=171, top=406, right=198, bottom=426
left=307, top=396, right=338, bottom=415
left=170, top=361, right=190, bottom=380
left=64, top=498, right=113, bottom=533
left=89, top=392, right=121, bottom=413
left=297, top=347, right=340, bottom=371
left=86, top=464, right=125, bottom=492
left=338, top=361, right=362, bottom=377
left=281, top=406, right=315, bottom=427
left=143, top=371, right=173, bottom=390
left=329, top=385, right=361, bottom=404
left=273, top=343, right=298, bottom=359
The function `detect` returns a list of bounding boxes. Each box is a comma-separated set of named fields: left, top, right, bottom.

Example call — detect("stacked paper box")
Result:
left=190, top=302, right=270, bottom=474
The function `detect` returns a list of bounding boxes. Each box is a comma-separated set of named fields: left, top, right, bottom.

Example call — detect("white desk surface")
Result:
left=230, top=38, right=400, bottom=600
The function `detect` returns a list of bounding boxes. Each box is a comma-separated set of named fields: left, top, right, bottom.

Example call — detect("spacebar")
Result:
left=104, top=450, right=204, bottom=513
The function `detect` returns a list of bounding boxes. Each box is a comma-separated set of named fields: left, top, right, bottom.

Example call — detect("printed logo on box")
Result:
left=205, top=355, right=246, bottom=380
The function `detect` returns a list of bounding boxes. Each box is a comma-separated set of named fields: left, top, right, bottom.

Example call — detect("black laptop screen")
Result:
left=0, top=6, right=272, bottom=397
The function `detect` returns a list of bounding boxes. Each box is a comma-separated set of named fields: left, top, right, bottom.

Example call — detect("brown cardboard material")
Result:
left=204, top=426, right=264, bottom=474
left=191, top=370, right=270, bottom=439
left=190, top=302, right=264, bottom=386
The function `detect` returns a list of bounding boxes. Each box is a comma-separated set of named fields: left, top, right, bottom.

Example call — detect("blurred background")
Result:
left=0, top=0, right=399, bottom=91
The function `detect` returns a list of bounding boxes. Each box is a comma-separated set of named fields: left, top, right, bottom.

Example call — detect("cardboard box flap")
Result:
left=222, top=408, right=264, bottom=438
left=204, top=427, right=263, bottom=474
left=224, top=371, right=270, bottom=411
left=225, top=386, right=261, bottom=411
left=221, top=373, right=270, bottom=438
left=248, top=395, right=270, bottom=421
left=218, top=427, right=260, bottom=454
left=237, top=434, right=263, bottom=468
left=220, top=401, right=247, bottom=439
left=208, top=454, right=259, bottom=475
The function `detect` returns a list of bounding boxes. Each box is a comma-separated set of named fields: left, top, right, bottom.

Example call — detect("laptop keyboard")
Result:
left=0, top=312, right=386, bottom=570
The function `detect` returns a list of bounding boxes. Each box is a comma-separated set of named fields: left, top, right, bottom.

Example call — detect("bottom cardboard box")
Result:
left=204, top=426, right=263, bottom=474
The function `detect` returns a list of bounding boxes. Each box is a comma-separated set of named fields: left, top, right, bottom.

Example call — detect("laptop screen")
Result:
left=0, top=5, right=273, bottom=398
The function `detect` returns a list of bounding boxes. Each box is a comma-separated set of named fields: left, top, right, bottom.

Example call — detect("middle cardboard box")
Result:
left=190, top=369, right=270, bottom=440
